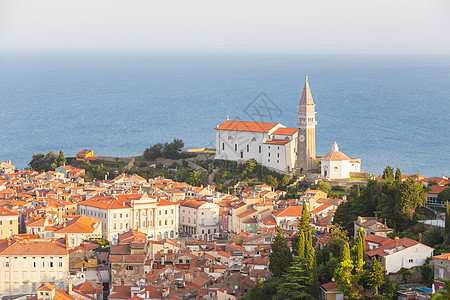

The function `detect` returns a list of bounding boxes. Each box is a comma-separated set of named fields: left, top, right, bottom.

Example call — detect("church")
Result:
left=214, top=77, right=361, bottom=177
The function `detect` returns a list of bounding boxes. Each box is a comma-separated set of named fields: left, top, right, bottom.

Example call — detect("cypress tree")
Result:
left=269, top=227, right=292, bottom=278
left=356, top=228, right=366, bottom=272
left=300, top=200, right=310, bottom=233
left=298, top=230, right=305, bottom=258
left=248, top=275, right=265, bottom=300
left=445, top=201, right=450, bottom=243
left=395, top=167, right=402, bottom=184
left=279, top=256, right=312, bottom=299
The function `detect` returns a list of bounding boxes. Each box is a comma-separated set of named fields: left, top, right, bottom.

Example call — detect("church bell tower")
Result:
left=297, top=76, right=317, bottom=172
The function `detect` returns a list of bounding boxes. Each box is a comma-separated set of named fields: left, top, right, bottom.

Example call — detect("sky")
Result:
left=0, top=0, right=449, bottom=54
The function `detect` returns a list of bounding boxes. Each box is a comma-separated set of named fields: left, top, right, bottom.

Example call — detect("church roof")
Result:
left=322, top=142, right=350, bottom=161
left=299, top=77, right=314, bottom=106
left=322, top=151, right=350, bottom=161
left=215, top=120, right=279, bottom=133
left=272, top=127, right=297, bottom=136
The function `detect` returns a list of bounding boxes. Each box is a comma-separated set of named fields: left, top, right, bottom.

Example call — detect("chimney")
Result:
left=395, top=236, right=399, bottom=249
left=419, top=233, right=422, bottom=243
left=384, top=220, right=387, bottom=230
left=65, top=234, right=69, bottom=249
left=7, top=238, right=11, bottom=246
left=68, top=277, right=73, bottom=295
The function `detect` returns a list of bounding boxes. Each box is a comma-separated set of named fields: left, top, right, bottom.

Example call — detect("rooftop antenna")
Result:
left=305, top=75, right=308, bottom=83
left=226, top=116, right=229, bottom=121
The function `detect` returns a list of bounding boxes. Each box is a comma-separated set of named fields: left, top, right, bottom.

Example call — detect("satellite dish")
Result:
left=234, top=285, right=238, bottom=290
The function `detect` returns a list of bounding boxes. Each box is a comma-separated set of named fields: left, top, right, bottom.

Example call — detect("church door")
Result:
left=240, top=151, right=243, bottom=159
left=324, top=170, right=327, bottom=177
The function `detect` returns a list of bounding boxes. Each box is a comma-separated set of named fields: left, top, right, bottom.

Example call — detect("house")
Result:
left=366, top=237, right=434, bottom=274
left=0, top=206, right=20, bottom=238
left=353, top=216, right=393, bottom=239
left=179, top=200, right=220, bottom=240
left=431, top=253, right=450, bottom=280
left=0, top=237, right=70, bottom=296
left=52, top=215, right=102, bottom=248
left=273, top=205, right=304, bottom=226
left=365, top=234, right=394, bottom=251
left=426, top=185, right=449, bottom=207
left=76, top=149, right=95, bottom=161
left=320, top=281, right=344, bottom=300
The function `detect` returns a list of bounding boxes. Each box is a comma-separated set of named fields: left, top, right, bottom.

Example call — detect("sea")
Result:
left=0, top=52, right=449, bottom=177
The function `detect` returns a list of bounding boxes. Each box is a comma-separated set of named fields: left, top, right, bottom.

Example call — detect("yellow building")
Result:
left=0, top=207, right=19, bottom=238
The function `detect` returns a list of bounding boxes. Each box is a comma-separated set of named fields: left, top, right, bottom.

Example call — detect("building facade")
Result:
left=179, top=200, right=220, bottom=240
left=0, top=238, right=70, bottom=296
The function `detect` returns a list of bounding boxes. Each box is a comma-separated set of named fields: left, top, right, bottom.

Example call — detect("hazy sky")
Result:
left=1, top=0, right=449, bottom=54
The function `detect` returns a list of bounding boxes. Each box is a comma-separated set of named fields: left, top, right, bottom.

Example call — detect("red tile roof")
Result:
left=216, top=120, right=279, bottom=133
left=272, top=127, right=297, bottom=136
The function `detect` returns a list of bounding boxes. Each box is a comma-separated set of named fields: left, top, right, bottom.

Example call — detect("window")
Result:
left=113, top=213, right=116, bottom=218
left=49, top=262, right=54, bottom=267
left=165, top=210, right=167, bottom=215
left=159, top=220, right=162, bottom=226
left=33, top=262, right=36, bottom=268
left=268, top=159, right=270, bottom=162
left=58, top=262, right=63, bottom=267
left=9, top=220, right=13, bottom=225
left=5, top=262, right=9, bottom=267
left=247, top=145, right=249, bottom=152
left=120, top=213, right=122, bottom=218
left=126, top=265, right=133, bottom=270
left=408, top=259, right=414, bottom=263
left=252, top=137, right=256, bottom=141
left=235, top=144, right=237, bottom=151
left=277, top=153, right=279, bottom=158
left=165, top=220, right=167, bottom=225
left=171, top=209, right=173, bottom=214
left=113, top=223, right=116, bottom=229
left=268, top=153, right=270, bottom=157
left=259, top=146, right=261, bottom=153
left=222, top=143, right=224, bottom=150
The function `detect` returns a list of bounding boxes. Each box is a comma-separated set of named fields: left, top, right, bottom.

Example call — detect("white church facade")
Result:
left=214, top=121, right=298, bottom=172
left=214, top=77, right=362, bottom=176
left=321, top=142, right=361, bottom=179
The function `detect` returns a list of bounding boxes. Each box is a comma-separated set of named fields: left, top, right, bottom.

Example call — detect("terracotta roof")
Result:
left=366, top=237, right=423, bottom=257
left=322, top=150, right=350, bottom=161
left=274, top=205, right=303, bottom=218
left=215, top=120, right=279, bottom=133
left=78, top=195, right=130, bottom=210
left=272, top=127, right=297, bottom=136
left=0, top=239, right=68, bottom=255
left=365, top=234, right=394, bottom=245
left=181, top=200, right=205, bottom=209
left=321, top=281, right=338, bottom=291
left=0, top=206, right=20, bottom=216
left=433, top=253, right=450, bottom=260
left=428, top=185, right=449, bottom=195
left=263, top=139, right=291, bottom=145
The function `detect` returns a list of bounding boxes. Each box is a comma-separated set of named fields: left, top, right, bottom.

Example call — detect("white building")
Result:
left=321, top=142, right=361, bottom=179
left=214, top=120, right=298, bottom=172
left=215, top=78, right=321, bottom=173
left=77, top=193, right=179, bottom=242
left=0, top=238, right=70, bottom=296
left=179, top=200, right=220, bottom=240
left=367, top=237, right=434, bottom=274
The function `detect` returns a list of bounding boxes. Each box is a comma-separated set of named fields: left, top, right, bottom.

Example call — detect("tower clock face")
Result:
left=299, top=135, right=305, bottom=142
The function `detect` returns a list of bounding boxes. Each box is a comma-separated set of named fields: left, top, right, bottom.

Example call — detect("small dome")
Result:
left=322, top=142, right=350, bottom=161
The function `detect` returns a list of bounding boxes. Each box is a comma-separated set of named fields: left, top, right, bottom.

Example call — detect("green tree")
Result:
left=398, top=177, right=427, bottom=222
left=248, top=275, right=265, bottom=300
left=369, top=259, right=385, bottom=296
left=188, top=170, right=202, bottom=187
left=395, top=167, right=402, bottom=184
left=438, top=188, right=450, bottom=205
left=317, top=181, right=331, bottom=195
left=293, top=230, right=305, bottom=258
left=335, top=242, right=362, bottom=299
left=300, top=201, right=311, bottom=233
left=355, top=228, right=366, bottom=272
left=446, top=201, right=450, bottom=243
left=269, top=227, right=292, bottom=278
left=382, top=166, right=395, bottom=182
left=266, top=175, right=278, bottom=190
left=281, top=174, right=290, bottom=189
left=56, top=150, right=66, bottom=167
left=279, top=256, right=312, bottom=299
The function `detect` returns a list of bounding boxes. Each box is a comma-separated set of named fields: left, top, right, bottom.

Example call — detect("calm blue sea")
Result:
left=0, top=52, right=449, bottom=177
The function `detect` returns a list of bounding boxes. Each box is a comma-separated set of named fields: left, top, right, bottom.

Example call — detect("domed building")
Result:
left=321, top=142, right=361, bottom=179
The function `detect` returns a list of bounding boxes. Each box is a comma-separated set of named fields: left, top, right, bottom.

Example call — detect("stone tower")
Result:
left=297, top=76, right=317, bottom=172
